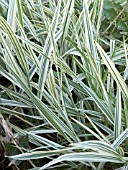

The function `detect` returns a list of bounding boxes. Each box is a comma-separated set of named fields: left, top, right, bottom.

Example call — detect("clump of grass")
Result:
left=0, top=0, right=128, bottom=169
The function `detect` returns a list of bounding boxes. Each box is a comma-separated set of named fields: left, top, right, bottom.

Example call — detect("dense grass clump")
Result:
left=0, top=0, right=128, bottom=169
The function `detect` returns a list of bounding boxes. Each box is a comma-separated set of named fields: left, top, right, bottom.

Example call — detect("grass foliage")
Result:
left=0, top=0, right=128, bottom=169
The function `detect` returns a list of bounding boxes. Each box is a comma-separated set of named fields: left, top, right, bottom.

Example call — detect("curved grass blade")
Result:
left=96, top=42, right=128, bottom=98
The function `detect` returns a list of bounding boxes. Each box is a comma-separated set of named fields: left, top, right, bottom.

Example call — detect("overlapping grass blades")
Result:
left=0, top=0, right=128, bottom=169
